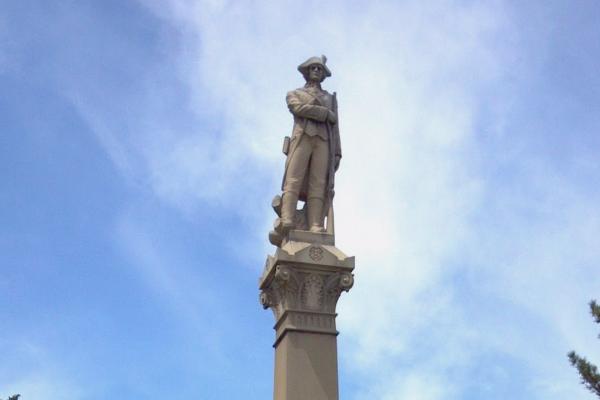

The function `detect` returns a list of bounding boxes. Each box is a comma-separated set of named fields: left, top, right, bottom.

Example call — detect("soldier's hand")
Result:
left=334, top=155, right=341, bottom=171
left=327, top=110, right=337, bottom=124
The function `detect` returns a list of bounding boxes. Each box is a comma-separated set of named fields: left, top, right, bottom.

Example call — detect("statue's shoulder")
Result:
left=298, top=87, right=331, bottom=94
left=289, top=87, right=309, bottom=95
left=287, top=87, right=332, bottom=105
left=323, top=90, right=334, bottom=102
left=292, top=87, right=331, bottom=98
left=286, top=88, right=312, bottom=102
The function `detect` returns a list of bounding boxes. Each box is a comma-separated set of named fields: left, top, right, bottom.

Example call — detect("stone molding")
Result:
left=259, top=231, right=354, bottom=344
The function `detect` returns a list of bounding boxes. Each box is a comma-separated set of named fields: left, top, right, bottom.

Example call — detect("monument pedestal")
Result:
left=259, top=231, right=354, bottom=400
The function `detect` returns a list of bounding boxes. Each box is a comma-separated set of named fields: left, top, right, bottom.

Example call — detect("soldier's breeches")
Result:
left=283, top=134, right=329, bottom=199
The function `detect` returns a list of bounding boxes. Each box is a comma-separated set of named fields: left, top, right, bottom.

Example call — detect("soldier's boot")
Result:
left=308, top=197, right=325, bottom=233
left=280, top=192, right=298, bottom=232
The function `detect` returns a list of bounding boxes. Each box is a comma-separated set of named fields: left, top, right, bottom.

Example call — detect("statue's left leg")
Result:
left=307, top=137, right=329, bottom=232
left=307, top=197, right=325, bottom=233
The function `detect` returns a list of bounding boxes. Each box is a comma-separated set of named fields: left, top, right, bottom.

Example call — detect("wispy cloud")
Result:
left=114, top=210, right=229, bottom=352
left=0, top=341, right=85, bottom=400
left=135, top=1, right=520, bottom=398
left=48, top=0, right=600, bottom=398
left=2, top=374, right=83, bottom=400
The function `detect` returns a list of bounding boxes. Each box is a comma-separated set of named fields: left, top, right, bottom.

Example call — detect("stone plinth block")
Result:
left=259, top=230, right=354, bottom=400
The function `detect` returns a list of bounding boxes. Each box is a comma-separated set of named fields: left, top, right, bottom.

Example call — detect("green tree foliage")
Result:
left=569, top=300, right=600, bottom=397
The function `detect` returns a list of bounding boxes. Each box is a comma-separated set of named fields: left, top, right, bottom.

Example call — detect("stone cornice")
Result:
left=259, top=232, right=354, bottom=344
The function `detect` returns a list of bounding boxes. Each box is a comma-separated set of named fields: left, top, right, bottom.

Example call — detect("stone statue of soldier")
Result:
left=279, top=55, right=341, bottom=234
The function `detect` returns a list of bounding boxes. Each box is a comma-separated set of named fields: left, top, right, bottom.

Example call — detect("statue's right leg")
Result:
left=307, top=136, right=329, bottom=232
left=280, top=192, right=298, bottom=231
left=282, top=135, right=311, bottom=230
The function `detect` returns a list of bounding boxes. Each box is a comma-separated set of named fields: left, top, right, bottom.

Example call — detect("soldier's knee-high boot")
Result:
left=308, top=197, right=325, bottom=233
left=281, top=192, right=298, bottom=231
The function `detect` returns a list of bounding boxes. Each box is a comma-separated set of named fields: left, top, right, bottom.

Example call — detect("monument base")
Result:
left=274, top=331, right=339, bottom=400
left=259, top=230, right=354, bottom=400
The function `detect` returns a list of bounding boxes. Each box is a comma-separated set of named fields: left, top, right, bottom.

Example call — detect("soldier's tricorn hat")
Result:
left=297, top=55, right=332, bottom=78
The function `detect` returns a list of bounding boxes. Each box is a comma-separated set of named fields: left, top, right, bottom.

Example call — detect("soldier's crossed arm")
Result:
left=286, top=90, right=329, bottom=122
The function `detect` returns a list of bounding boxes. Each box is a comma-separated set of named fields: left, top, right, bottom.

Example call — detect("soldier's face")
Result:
left=308, top=64, right=325, bottom=82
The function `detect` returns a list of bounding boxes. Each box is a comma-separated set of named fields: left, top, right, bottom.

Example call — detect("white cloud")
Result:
left=114, top=210, right=228, bottom=345
left=1, top=372, right=83, bottom=399
left=64, top=0, right=600, bottom=398
left=133, top=0, right=516, bottom=397
left=361, top=372, right=449, bottom=400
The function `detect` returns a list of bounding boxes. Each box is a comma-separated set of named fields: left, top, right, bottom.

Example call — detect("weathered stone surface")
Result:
left=271, top=55, right=341, bottom=244
left=261, top=56, right=353, bottom=400
left=260, top=230, right=354, bottom=400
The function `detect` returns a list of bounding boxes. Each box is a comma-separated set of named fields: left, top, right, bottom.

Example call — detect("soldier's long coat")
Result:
left=282, top=87, right=341, bottom=202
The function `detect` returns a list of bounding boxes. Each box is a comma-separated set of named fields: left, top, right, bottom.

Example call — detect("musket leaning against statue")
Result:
left=269, top=55, right=341, bottom=247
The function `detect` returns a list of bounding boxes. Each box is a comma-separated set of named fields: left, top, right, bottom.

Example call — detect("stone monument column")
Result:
left=259, top=55, right=354, bottom=400
left=259, top=231, right=354, bottom=400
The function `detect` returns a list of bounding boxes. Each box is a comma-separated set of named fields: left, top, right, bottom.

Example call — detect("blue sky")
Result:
left=2, top=0, right=600, bottom=399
